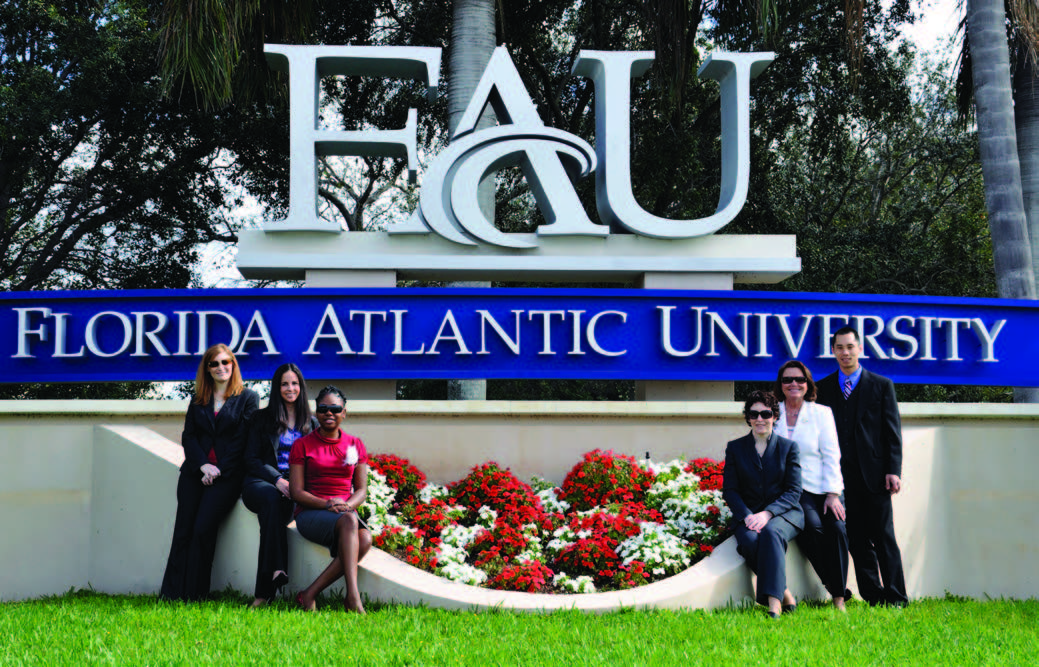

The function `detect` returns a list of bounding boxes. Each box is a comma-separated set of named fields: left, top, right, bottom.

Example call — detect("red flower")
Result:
left=470, top=521, right=531, bottom=564
left=370, top=453, right=427, bottom=503
left=554, top=538, right=621, bottom=586
left=369, top=451, right=728, bottom=594
left=487, top=560, right=554, bottom=593
left=398, top=497, right=456, bottom=537
left=447, top=462, right=547, bottom=529
left=613, top=561, right=651, bottom=589
left=685, top=457, right=724, bottom=491
left=559, top=449, right=656, bottom=511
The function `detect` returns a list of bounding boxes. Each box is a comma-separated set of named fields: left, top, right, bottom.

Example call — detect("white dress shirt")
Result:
left=775, top=400, right=843, bottom=495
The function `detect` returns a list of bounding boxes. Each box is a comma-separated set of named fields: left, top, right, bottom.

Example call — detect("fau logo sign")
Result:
left=264, top=44, right=773, bottom=247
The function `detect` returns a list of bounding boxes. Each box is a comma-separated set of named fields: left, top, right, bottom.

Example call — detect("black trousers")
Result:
left=241, top=477, right=295, bottom=599
left=843, top=469, right=908, bottom=605
left=734, top=517, right=800, bottom=605
left=160, top=471, right=242, bottom=601
left=796, top=491, right=850, bottom=599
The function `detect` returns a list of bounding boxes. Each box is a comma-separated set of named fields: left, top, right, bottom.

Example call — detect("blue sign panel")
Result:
left=2, top=288, right=1036, bottom=386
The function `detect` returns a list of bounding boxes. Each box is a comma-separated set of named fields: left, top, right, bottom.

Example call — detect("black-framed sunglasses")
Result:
left=207, top=359, right=232, bottom=368
left=746, top=409, right=774, bottom=420
left=781, top=376, right=808, bottom=384
left=316, top=404, right=344, bottom=414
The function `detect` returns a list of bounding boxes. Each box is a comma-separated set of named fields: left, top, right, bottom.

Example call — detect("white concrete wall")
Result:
left=0, top=422, right=93, bottom=599
left=1, top=400, right=1037, bottom=606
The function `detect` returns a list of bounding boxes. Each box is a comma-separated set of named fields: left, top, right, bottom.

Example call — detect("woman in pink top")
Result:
left=289, top=385, right=371, bottom=613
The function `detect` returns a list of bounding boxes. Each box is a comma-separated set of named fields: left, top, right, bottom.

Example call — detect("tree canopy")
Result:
left=0, top=0, right=1006, bottom=400
left=0, top=0, right=279, bottom=292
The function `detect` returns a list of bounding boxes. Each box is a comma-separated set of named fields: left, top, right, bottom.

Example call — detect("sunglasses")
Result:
left=746, top=410, right=774, bottom=420
left=781, top=376, right=808, bottom=384
left=207, top=359, right=232, bottom=368
left=316, top=404, right=344, bottom=414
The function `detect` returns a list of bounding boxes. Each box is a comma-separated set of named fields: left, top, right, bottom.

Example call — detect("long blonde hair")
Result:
left=194, top=344, right=244, bottom=405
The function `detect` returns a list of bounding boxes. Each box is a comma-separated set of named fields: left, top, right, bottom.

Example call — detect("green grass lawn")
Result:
left=2, top=591, right=1037, bottom=666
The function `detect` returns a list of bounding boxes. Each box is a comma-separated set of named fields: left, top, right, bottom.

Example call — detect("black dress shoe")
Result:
left=767, top=611, right=780, bottom=619
left=782, top=602, right=797, bottom=614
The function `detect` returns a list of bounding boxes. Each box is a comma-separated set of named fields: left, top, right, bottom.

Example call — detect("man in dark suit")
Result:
left=816, top=326, right=908, bottom=606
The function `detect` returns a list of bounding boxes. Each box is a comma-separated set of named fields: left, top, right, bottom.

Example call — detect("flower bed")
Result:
left=361, top=449, right=730, bottom=594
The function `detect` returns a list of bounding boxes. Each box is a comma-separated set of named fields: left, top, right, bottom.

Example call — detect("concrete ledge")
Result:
left=6, top=399, right=1039, bottom=420
left=355, top=537, right=825, bottom=612
left=4, top=400, right=1039, bottom=604
left=8, top=394, right=1039, bottom=419
left=7, top=420, right=816, bottom=609
left=236, top=230, right=802, bottom=283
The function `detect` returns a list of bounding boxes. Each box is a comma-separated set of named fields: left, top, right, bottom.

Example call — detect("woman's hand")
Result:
left=200, top=463, right=221, bottom=486
left=824, top=493, right=846, bottom=521
left=275, top=477, right=291, bottom=498
left=325, top=497, right=350, bottom=513
left=744, top=510, right=772, bottom=533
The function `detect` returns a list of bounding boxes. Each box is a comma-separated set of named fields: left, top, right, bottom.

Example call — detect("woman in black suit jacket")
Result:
left=160, top=344, right=259, bottom=601
left=241, top=362, right=315, bottom=607
left=722, top=390, right=804, bottom=618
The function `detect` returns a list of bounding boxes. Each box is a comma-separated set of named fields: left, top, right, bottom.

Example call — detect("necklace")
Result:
left=785, top=402, right=801, bottom=427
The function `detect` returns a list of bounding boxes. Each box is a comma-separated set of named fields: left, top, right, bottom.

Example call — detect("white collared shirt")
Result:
left=775, top=400, right=843, bottom=495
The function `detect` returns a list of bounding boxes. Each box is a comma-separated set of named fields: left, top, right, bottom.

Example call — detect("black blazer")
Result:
left=244, top=407, right=317, bottom=485
left=817, top=368, right=902, bottom=494
left=180, top=388, right=260, bottom=478
left=722, top=431, right=804, bottom=531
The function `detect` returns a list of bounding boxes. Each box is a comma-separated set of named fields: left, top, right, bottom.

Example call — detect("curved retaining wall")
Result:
left=2, top=400, right=1037, bottom=606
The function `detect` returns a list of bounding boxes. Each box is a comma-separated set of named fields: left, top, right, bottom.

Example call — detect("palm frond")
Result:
left=154, top=0, right=313, bottom=110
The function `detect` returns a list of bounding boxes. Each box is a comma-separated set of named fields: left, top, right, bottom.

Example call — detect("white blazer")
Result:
left=775, top=400, right=843, bottom=495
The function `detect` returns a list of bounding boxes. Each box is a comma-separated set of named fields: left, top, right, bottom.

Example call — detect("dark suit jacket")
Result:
left=817, top=368, right=902, bottom=494
left=244, top=408, right=317, bottom=485
left=180, top=388, right=260, bottom=478
left=722, top=431, right=805, bottom=531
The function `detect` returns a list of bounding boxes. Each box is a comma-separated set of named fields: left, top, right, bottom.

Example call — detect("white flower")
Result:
left=343, top=445, right=359, bottom=466
left=536, top=487, right=570, bottom=513
left=441, top=523, right=483, bottom=550
left=617, top=522, right=691, bottom=577
left=358, top=469, right=395, bottom=525
left=419, top=484, right=450, bottom=503
left=476, top=506, right=498, bottom=529
left=553, top=572, right=596, bottom=594
left=437, top=560, right=488, bottom=586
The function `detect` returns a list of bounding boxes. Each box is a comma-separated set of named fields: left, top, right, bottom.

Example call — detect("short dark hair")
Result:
left=773, top=360, right=818, bottom=402
left=743, top=389, right=779, bottom=426
left=830, top=325, right=860, bottom=347
left=315, top=385, right=347, bottom=405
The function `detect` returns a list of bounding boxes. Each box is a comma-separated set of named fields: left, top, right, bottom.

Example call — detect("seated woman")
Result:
left=722, top=389, right=804, bottom=618
left=773, top=360, right=849, bottom=611
left=242, top=362, right=315, bottom=607
left=161, top=344, right=259, bottom=601
left=289, top=385, right=372, bottom=613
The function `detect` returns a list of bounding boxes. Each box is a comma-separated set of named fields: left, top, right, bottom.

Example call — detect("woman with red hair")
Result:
left=160, top=343, right=259, bottom=601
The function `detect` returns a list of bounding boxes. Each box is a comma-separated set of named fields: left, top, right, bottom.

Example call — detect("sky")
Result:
left=900, top=0, right=963, bottom=69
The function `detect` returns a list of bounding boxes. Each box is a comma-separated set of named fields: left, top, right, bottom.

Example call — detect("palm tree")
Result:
left=155, top=0, right=313, bottom=110
left=445, top=0, right=497, bottom=401
left=956, top=0, right=1039, bottom=295
left=966, top=0, right=1038, bottom=401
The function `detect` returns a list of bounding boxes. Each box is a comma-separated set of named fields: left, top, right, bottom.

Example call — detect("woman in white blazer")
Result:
left=773, top=360, right=850, bottom=611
